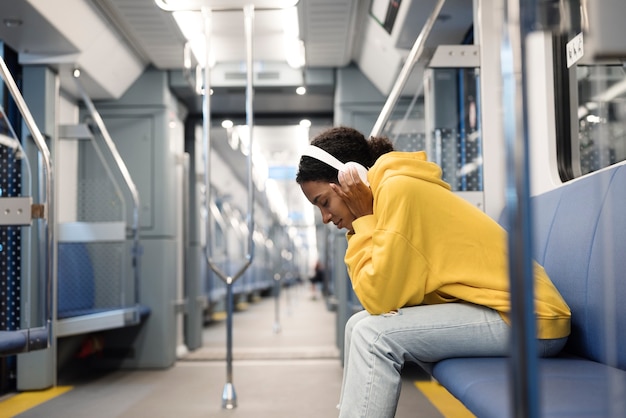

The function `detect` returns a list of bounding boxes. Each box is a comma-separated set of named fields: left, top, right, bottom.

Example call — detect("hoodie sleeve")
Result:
left=344, top=176, right=431, bottom=314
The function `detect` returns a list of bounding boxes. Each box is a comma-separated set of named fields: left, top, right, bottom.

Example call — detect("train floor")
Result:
left=2, top=284, right=472, bottom=417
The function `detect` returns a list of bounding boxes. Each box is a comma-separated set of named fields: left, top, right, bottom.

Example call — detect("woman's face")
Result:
left=300, top=180, right=356, bottom=231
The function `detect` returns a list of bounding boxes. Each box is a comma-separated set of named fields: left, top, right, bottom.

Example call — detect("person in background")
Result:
left=295, top=126, right=571, bottom=418
left=309, top=260, right=325, bottom=300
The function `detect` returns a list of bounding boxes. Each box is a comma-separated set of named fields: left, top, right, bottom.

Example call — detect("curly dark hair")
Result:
left=296, top=126, right=394, bottom=184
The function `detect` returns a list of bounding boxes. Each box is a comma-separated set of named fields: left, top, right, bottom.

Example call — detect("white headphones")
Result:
left=301, top=145, right=369, bottom=186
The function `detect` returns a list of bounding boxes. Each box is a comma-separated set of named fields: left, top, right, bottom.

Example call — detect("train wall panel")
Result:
left=99, top=239, right=178, bottom=369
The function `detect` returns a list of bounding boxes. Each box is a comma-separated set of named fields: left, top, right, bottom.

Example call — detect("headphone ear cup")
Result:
left=343, top=161, right=370, bottom=187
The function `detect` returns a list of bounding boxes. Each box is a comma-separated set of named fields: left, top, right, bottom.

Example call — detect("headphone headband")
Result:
left=301, top=144, right=370, bottom=186
left=301, top=145, right=346, bottom=171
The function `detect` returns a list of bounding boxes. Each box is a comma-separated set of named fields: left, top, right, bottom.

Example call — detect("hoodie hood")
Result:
left=368, top=151, right=451, bottom=192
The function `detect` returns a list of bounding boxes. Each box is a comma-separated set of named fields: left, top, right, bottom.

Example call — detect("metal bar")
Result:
left=197, top=9, right=237, bottom=405
left=458, top=70, right=467, bottom=191
left=501, top=0, right=539, bottom=416
left=200, top=4, right=256, bottom=410
left=222, top=277, right=236, bottom=409
left=273, top=272, right=281, bottom=333
left=72, top=74, right=143, bottom=307
left=370, top=0, right=446, bottom=138
left=206, top=3, right=256, bottom=284
left=0, top=56, right=53, bottom=351
left=199, top=9, right=255, bottom=285
left=0, top=327, right=48, bottom=357
left=242, top=2, right=256, bottom=274
left=201, top=6, right=215, bottom=280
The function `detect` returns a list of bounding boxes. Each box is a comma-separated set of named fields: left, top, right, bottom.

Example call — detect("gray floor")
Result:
left=15, top=285, right=444, bottom=417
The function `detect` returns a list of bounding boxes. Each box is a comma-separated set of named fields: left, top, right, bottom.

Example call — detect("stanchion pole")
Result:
left=273, top=273, right=282, bottom=333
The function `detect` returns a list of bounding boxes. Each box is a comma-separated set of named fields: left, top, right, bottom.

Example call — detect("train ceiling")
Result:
left=0, top=0, right=473, bottom=117
left=0, top=0, right=473, bottom=231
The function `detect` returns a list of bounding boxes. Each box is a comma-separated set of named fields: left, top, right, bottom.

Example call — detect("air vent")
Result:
left=212, top=61, right=304, bottom=87
left=257, top=72, right=280, bottom=80
left=225, top=73, right=247, bottom=80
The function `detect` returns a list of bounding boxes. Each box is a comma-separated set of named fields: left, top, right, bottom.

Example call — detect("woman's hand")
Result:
left=331, top=166, right=373, bottom=219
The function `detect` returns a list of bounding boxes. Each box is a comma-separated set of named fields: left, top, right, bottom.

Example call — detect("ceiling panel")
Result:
left=0, top=1, right=79, bottom=57
left=96, top=0, right=360, bottom=70
left=299, top=0, right=360, bottom=67
left=94, top=0, right=187, bottom=68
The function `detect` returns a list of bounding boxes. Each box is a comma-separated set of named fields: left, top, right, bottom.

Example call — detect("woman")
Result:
left=296, top=126, right=570, bottom=418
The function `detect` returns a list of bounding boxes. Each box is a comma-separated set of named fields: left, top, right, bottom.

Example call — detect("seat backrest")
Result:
left=531, top=164, right=626, bottom=369
left=57, top=242, right=95, bottom=318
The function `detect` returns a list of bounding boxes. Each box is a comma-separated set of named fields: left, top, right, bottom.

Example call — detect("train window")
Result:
left=381, top=45, right=482, bottom=194
left=576, top=64, right=626, bottom=175
left=424, top=67, right=481, bottom=192
left=380, top=72, right=482, bottom=192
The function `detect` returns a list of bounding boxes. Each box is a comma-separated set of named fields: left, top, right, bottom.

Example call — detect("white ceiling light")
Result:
left=285, top=38, right=305, bottom=69
left=172, top=11, right=215, bottom=67
left=155, top=0, right=299, bottom=11
left=283, top=7, right=305, bottom=68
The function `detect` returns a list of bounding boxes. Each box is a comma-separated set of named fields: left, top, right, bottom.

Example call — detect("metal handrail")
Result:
left=202, top=11, right=255, bottom=289
left=370, top=0, right=446, bottom=138
left=0, top=56, right=54, bottom=353
left=201, top=4, right=256, bottom=410
left=72, top=73, right=143, bottom=308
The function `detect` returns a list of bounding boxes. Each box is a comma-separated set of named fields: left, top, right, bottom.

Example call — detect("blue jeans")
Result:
left=337, top=303, right=567, bottom=418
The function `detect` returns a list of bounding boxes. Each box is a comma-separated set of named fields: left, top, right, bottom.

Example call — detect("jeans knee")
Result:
left=345, top=309, right=370, bottom=336
left=351, top=317, right=404, bottom=372
left=351, top=316, right=388, bottom=347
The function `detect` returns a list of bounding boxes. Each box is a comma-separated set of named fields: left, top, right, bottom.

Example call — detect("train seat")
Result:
left=57, top=242, right=150, bottom=322
left=431, top=162, right=626, bottom=417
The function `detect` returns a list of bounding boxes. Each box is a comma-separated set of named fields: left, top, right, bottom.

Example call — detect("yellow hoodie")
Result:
left=344, top=151, right=570, bottom=339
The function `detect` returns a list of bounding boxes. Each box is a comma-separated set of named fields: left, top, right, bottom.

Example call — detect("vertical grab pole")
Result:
left=223, top=270, right=236, bottom=409
left=501, top=0, right=539, bottom=417
left=201, top=5, right=256, bottom=410
left=273, top=272, right=281, bottom=333
left=243, top=4, right=256, bottom=271
left=199, top=6, right=238, bottom=408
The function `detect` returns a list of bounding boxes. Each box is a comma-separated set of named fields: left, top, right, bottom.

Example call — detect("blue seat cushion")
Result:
left=432, top=357, right=626, bottom=418
left=57, top=243, right=95, bottom=317
left=535, top=166, right=626, bottom=365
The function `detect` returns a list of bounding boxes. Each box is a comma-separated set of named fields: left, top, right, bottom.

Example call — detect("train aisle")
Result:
left=5, top=284, right=471, bottom=417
